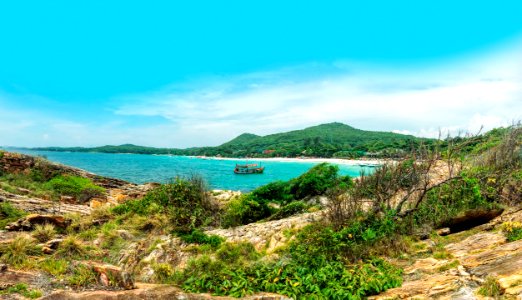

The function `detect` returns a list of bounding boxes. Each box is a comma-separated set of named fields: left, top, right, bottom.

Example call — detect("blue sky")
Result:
left=1, top=1, right=521, bottom=147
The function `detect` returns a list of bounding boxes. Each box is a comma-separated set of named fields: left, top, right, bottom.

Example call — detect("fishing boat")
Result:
left=234, top=163, right=265, bottom=174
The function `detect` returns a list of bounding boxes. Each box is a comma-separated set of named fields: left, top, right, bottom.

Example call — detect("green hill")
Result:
left=194, top=122, right=425, bottom=158
left=32, top=122, right=430, bottom=158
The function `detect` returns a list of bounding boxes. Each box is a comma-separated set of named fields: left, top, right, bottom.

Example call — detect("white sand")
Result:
left=191, top=156, right=386, bottom=166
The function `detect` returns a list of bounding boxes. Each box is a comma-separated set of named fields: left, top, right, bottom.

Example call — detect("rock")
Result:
left=42, top=238, right=63, bottom=254
left=441, top=208, right=504, bottom=233
left=445, top=232, right=506, bottom=259
left=116, top=230, right=133, bottom=240
left=89, top=198, right=105, bottom=209
left=436, top=227, right=451, bottom=236
left=6, top=214, right=70, bottom=231
left=88, top=262, right=135, bottom=290
left=0, top=189, right=92, bottom=215
left=368, top=274, right=467, bottom=299
left=41, top=284, right=292, bottom=300
left=60, top=195, right=75, bottom=202
left=0, top=264, right=7, bottom=273
left=461, top=239, right=522, bottom=278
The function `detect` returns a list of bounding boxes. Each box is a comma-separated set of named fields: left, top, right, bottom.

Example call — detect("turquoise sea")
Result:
left=9, top=149, right=374, bottom=191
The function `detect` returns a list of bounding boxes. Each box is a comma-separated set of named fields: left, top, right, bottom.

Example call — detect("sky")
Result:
left=1, top=1, right=521, bottom=148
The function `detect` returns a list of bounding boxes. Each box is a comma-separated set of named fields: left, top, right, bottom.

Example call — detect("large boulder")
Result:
left=5, top=214, right=70, bottom=231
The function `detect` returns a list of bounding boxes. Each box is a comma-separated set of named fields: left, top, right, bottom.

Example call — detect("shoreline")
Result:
left=189, top=156, right=386, bottom=166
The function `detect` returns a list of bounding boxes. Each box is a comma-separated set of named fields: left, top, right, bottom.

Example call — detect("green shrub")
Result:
left=478, top=276, right=503, bottom=297
left=38, top=258, right=68, bottom=277
left=215, top=242, right=260, bottom=265
left=179, top=229, right=224, bottom=248
left=46, top=175, right=105, bottom=202
left=0, top=202, right=26, bottom=229
left=501, top=221, right=522, bottom=242
left=288, top=163, right=342, bottom=199
left=250, top=180, right=293, bottom=204
left=67, top=264, right=97, bottom=287
left=268, top=201, right=307, bottom=220
left=177, top=256, right=401, bottom=298
left=222, top=194, right=272, bottom=227
left=0, top=235, right=40, bottom=268
left=175, top=213, right=403, bottom=298
left=113, top=175, right=218, bottom=233
left=152, top=263, right=175, bottom=283
left=32, top=223, right=56, bottom=242
left=0, top=283, right=42, bottom=299
left=54, top=236, right=86, bottom=258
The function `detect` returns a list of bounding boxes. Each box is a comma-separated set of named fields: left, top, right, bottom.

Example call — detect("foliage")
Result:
left=32, top=223, right=56, bottom=243
left=0, top=235, right=40, bottom=268
left=179, top=229, right=224, bottom=248
left=224, top=163, right=353, bottom=227
left=45, top=175, right=105, bottom=203
left=412, top=174, right=498, bottom=229
left=113, top=175, right=218, bottom=233
left=0, top=202, right=26, bottom=229
left=267, top=201, right=307, bottom=221
left=501, top=221, right=522, bottom=242
left=38, top=258, right=69, bottom=277
left=288, top=163, right=352, bottom=200
left=0, top=283, right=42, bottom=299
left=67, top=264, right=98, bottom=287
left=478, top=276, right=503, bottom=297
left=222, top=194, right=273, bottom=228
left=54, top=236, right=87, bottom=258
left=250, top=180, right=293, bottom=204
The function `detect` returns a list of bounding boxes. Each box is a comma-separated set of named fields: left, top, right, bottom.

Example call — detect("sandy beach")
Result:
left=191, top=156, right=386, bottom=166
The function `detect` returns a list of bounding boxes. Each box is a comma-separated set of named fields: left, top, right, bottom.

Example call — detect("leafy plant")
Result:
left=0, top=202, right=26, bottom=229
left=0, top=235, right=40, bottom=269
left=0, top=283, right=42, bottom=299
left=478, top=276, right=503, bottom=297
left=67, top=264, right=98, bottom=287
left=32, top=223, right=56, bottom=242
left=46, top=175, right=105, bottom=202
left=501, top=221, right=522, bottom=242
left=179, top=229, right=223, bottom=248
left=54, top=236, right=86, bottom=258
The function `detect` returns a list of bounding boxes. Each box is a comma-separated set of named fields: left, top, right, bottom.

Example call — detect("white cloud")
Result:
left=1, top=39, right=521, bottom=148
left=114, top=40, right=522, bottom=145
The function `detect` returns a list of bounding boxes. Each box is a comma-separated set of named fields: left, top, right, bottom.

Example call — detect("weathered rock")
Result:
left=6, top=214, right=70, bottom=231
left=76, top=261, right=135, bottom=290
left=0, top=189, right=92, bottom=215
left=206, top=211, right=321, bottom=251
left=460, top=238, right=522, bottom=277
left=445, top=232, right=506, bottom=259
left=441, top=208, right=504, bottom=233
left=436, top=227, right=451, bottom=236
left=41, top=284, right=291, bottom=300
left=42, top=238, right=63, bottom=254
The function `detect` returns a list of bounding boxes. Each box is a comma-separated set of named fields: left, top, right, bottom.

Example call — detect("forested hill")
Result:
left=31, top=122, right=429, bottom=158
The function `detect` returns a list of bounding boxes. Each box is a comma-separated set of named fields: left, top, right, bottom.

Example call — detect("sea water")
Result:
left=9, top=149, right=375, bottom=191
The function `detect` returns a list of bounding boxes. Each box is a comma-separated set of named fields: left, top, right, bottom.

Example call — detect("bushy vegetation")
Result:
left=501, top=221, right=522, bottom=242
left=223, top=163, right=352, bottom=227
left=179, top=229, right=224, bottom=248
left=113, top=175, right=219, bottom=233
left=173, top=218, right=403, bottom=299
left=0, top=202, right=26, bottom=229
left=46, top=175, right=105, bottom=202
left=0, top=283, right=42, bottom=299
left=0, top=235, right=40, bottom=269
left=32, top=223, right=56, bottom=242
